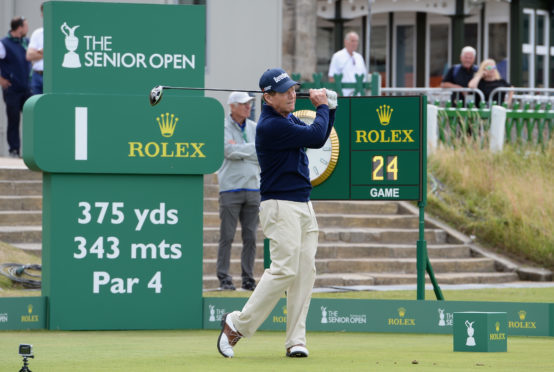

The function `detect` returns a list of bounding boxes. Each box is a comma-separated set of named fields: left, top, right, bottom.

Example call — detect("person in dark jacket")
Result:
left=0, top=16, right=32, bottom=158
left=468, top=58, right=513, bottom=107
left=441, top=46, right=478, bottom=106
left=217, top=68, right=336, bottom=359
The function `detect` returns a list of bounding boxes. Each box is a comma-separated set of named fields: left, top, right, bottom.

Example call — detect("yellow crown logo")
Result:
left=376, top=104, right=393, bottom=126
left=282, top=306, right=287, bottom=315
left=157, top=113, right=179, bottom=138
left=398, top=307, right=406, bottom=317
left=495, top=322, right=500, bottom=332
left=518, top=310, right=526, bottom=320
left=28, top=304, right=33, bottom=314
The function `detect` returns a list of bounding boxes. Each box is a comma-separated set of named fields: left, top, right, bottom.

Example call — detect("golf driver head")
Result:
left=150, top=85, right=164, bottom=106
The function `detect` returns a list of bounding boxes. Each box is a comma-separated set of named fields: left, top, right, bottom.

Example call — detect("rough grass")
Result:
left=206, top=286, right=554, bottom=303
left=427, top=143, right=554, bottom=270
left=0, top=330, right=552, bottom=372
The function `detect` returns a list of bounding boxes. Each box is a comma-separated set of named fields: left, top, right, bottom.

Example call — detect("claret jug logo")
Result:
left=376, top=104, right=393, bottom=126
left=61, top=22, right=81, bottom=68
left=157, top=113, right=179, bottom=138
left=355, top=103, right=414, bottom=144
left=128, top=114, right=205, bottom=159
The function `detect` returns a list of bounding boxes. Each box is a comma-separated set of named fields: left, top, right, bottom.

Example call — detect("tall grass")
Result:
left=427, top=143, right=554, bottom=269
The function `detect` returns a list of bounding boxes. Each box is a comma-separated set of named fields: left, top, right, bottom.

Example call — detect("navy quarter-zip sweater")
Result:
left=255, top=103, right=336, bottom=202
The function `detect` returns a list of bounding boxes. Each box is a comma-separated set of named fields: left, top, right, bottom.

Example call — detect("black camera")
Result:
left=19, top=344, right=33, bottom=357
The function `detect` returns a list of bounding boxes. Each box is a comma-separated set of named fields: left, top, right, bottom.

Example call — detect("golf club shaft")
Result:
left=161, top=85, right=310, bottom=97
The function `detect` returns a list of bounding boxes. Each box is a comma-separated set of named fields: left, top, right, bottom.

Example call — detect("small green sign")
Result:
left=23, top=94, right=223, bottom=174
left=453, top=312, right=508, bottom=352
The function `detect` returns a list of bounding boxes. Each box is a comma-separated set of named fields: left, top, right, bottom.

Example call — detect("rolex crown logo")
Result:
left=157, top=113, right=179, bottom=138
left=518, top=310, right=526, bottom=320
left=495, top=322, right=500, bottom=332
left=376, top=104, right=393, bottom=126
left=397, top=307, right=406, bottom=317
left=28, top=304, right=33, bottom=314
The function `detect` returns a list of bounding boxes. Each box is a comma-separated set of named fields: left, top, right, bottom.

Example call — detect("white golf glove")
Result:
left=326, top=89, right=338, bottom=110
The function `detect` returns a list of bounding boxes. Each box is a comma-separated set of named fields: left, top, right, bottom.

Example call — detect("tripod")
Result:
left=19, top=355, right=33, bottom=372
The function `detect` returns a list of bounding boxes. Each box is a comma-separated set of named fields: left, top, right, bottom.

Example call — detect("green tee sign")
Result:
left=23, top=1, right=221, bottom=330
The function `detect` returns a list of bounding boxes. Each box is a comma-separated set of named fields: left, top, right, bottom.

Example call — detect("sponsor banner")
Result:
left=0, top=297, right=46, bottom=330
left=203, top=298, right=552, bottom=337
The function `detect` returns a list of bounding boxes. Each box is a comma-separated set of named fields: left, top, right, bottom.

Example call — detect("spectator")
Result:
left=216, top=91, right=260, bottom=291
left=217, top=69, right=335, bottom=359
left=441, top=46, right=478, bottom=106
left=0, top=16, right=32, bottom=158
left=328, top=31, right=367, bottom=96
left=27, top=3, right=44, bottom=95
left=468, top=58, right=513, bottom=107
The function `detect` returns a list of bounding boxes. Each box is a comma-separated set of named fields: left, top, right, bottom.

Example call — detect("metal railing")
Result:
left=381, top=87, right=486, bottom=108
left=488, top=87, right=554, bottom=108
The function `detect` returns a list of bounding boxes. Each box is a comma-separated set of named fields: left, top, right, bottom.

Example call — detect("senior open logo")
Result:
left=60, top=22, right=196, bottom=70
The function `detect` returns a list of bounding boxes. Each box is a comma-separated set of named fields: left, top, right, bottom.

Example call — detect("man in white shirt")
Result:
left=26, top=3, right=43, bottom=95
left=328, top=31, right=367, bottom=96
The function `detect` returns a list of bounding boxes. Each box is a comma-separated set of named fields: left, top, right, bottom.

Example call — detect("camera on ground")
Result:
left=19, top=344, right=33, bottom=357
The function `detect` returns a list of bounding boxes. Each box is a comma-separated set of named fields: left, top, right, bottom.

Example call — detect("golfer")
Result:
left=217, top=68, right=336, bottom=358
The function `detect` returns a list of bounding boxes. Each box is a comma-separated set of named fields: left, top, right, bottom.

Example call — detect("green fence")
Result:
left=294, top=72, right=380, bottom=96
left=434, top=101, right=553, bottom=148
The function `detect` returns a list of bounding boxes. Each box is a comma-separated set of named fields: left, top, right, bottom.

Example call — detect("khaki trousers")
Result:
left=229, top=199, right=319, bottom=349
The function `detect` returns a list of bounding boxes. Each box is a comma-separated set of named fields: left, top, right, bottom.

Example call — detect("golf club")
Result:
left=149, top=85, right=311, bottom=106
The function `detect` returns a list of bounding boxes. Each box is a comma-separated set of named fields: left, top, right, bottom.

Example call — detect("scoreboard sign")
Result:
left=349, top=96, right=424, bottom=201
left=298, top=95, right=426, bottom=201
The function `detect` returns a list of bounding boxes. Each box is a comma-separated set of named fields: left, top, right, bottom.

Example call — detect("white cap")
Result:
left=227, top=91, right=255, bottom=105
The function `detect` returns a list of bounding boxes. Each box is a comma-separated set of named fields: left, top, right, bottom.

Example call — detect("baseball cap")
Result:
left=259, top=68, right=299, bottom=93
left=227, top=92, right=255, bottom=105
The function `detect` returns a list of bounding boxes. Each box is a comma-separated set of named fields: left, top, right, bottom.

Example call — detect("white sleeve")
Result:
left=328, top=53, right=339, bottom=77
left=29, top=29, right=41, bottom=50
left=0, top=41, right=5, bottom=59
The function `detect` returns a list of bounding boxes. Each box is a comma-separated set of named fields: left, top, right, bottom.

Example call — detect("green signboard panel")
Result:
left=23, top=94, right=223, bottom=174
left=22, top=1, right=219, bottom=330
left=43, top=174, right=203, bottom=330
left=204, top=298, right=553, bottom=337
left=43, top=1, right=204, bottom=95
left=296, top=96, right=424, bottom=201
left=0, top=297, right=46, bottom=330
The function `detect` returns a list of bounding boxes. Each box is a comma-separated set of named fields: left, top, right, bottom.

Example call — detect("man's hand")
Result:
left=0, top=77, right=11, bottom=90
left=309, top=88, right=328, bottom=107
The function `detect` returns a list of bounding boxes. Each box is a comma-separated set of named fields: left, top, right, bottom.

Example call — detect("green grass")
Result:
left=427, top=144, right=554, bottom=270
left=206, top=286, right=554, bottom=303
left=0, top=330, right=552, bottom=371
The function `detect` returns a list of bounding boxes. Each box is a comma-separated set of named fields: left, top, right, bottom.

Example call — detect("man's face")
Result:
left=345, top=34, right=359, bottom=54
left=230, top=101, right=252, bottom=123
left=460, top=51, right=475, bottom=68
left=265, top=86, right=296, bottom=117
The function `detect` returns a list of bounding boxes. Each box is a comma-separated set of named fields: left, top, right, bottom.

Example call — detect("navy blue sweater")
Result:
left=255, top=103, right=336, bottom=202
left=0, top=35, right=30, bottom=92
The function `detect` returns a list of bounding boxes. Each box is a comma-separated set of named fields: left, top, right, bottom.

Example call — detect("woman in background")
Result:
left=469, top=59, right=513, bottom=107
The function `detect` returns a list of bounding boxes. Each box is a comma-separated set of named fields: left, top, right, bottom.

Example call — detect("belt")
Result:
left=34, top=70, right=43, bottom=75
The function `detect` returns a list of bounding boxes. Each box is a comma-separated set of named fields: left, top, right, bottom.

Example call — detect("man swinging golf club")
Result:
left=217, top=68, right=337, bottom=358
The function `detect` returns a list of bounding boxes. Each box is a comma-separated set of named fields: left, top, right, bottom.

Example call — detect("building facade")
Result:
left=291, top=0, right=554, bottom=88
